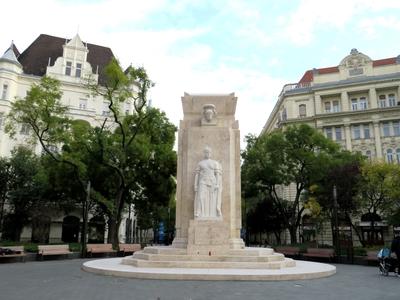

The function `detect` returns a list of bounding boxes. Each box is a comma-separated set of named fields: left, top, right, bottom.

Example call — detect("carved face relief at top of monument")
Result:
left=202, top=104, right=217, bottom=126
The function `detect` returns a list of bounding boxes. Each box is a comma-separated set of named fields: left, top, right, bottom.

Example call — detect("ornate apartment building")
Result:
left=263, top=49, right=400, bottom=164
left=0, top=34, right=137, bottom=243
left=262, top=49, right=400, bottom=245
left=0, top=33, right=138, bottom=157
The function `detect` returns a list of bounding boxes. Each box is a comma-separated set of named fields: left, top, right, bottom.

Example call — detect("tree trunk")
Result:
left=107, top=216, right=120, bottom=248
left=289, top=226, right=298, bottom=244
left=273, top=231, right=281, bottom=245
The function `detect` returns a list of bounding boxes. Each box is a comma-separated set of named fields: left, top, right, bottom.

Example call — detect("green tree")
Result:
left=311, top=152, right=364, bottom=246
left=241, top=124, right=340, bottom=244
left=0, top=157, right=11, bottom=235
left=359, top=161, right=400, bottom=244
left=6, top=61, right=176, bottom=248
left=386, top=164, right=400, bottom=225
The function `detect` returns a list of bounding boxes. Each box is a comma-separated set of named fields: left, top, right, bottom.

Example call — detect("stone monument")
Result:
left=84, top=93, right=336, bottom=280
left=172, top=93, right=245, bottom=254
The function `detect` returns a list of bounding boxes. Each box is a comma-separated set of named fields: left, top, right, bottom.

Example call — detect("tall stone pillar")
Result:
left=369, top=88, right=377, bottom=109
left=314, top=94, right=321, bottom=114
left=373, top=121, right=383, bottom=158
left=344, top=124, right=352, bottom=151
left=172, top=93, right=245, bottom=252
left=341, top=91, right=349, bottom=111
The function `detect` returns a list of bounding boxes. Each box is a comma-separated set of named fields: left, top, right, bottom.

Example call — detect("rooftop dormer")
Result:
left=46, top=34, right=98, bottom=83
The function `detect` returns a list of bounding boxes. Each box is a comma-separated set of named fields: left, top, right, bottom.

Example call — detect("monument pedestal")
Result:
left=187, top=220, right=230, bottom=255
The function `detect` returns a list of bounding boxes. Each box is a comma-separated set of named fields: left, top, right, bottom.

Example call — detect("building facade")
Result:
left=262, top=49, right=400, bottom=245
left=0, top=34, right=138, bottom=244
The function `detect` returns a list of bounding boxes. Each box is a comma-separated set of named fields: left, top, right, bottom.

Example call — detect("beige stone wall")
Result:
left=173, top=93, right=244, bottom=249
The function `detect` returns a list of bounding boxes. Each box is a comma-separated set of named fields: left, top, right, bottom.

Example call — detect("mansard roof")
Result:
left=17, top=34, right=114, bottom=85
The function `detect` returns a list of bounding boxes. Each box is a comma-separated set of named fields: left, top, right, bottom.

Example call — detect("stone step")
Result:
left=123, top=257, right=295, bottom=269
left=133, top=252, right=284, bottom=263
left=229, top=247, right=274, bottom=256
left=142, top=246, right=187, bottom=255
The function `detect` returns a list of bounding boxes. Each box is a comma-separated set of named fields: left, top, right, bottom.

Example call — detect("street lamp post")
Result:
left=333, top=185, right=339, bottom=262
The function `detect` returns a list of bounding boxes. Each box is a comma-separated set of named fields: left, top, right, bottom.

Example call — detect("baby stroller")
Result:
left=377, top=248, right=398, bottom=276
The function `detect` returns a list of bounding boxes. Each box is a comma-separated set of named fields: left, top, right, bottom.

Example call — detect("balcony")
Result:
left=280, top=82, right=311, bottom=95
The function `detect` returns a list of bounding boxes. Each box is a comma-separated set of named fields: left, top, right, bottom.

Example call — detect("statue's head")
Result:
left=203, top=146, right=212, bottom=159
left=203, top=104, right=216, bottom=122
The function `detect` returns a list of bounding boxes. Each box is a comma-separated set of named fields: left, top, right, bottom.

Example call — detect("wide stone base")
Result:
left=82, top=246, right=336, bottom=281
left=121, top=246, right=294, bottom=269
left=82, top=258, right=336, bottom=281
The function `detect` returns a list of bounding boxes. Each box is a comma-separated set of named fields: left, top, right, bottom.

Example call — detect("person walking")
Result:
left=391, top=232, right=400, bottom=277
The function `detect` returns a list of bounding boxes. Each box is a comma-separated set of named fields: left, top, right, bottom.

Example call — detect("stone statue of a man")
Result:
left=194, top=146, right=222, bottom=218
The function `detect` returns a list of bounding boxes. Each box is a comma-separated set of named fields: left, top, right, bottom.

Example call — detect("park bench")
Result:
left=86, top=243, right=116, bottom=257
left=0, top=246, right=26, bottom=262
left=275, top=246, right=301, bottom=257
left=303, top=248, right=335, bottom=261
left=119, top=243, right=141, bottom=256
left=38, top=245, right=72, bottom=260
left=364, top=250, right=379, bottom=265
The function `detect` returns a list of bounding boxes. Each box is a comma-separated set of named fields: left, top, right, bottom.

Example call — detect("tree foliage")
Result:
left=360, top=161, right=400, bottom=227
left=242, top=124, right=341, bottom=244
left=5, top=60, right=177, bottom=247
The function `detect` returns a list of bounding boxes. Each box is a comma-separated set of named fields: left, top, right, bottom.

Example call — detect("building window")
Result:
left=359, top=97, right=367, bottom=110
left=102, top=102, right=110, bottom=116
left=76, top=63, right=82, bottom=78
left=396, top=149, right=400, bottom=164
left=325, top=127, right=333, bottom=140
left=366, top=150, right=372, bottom=161
left=378, top=95, right=386, bottom=108
left=125, top=102, right=131, bottom=115
left=388, top=94, right=396, bottom=107
left=20, top=124, right=30, bottom=135
left=393, top=121, right=400, bottom=136
left=79, top=99, right=87, bottom=110
left=363, top=124, right=370, bottom=139
left=382, top=122, right=391, bottom=137
left=335, top=127, right=342, bottom=140
left=299, top=104, right=306, bottom=117
left=352, top=125, right=360, bottom=139
left=1, top=84, right=8, bottom=100
left=0, top=113, right=3, bottom=130
left=324, top=102, right=331, bottom=113
left=351, top=99, right=358, bottom=111
left=386, top=149, right=394, bottom=163
left=65, top=61, right=72, bottom=76
left=332, top=101, right=340, bottom=113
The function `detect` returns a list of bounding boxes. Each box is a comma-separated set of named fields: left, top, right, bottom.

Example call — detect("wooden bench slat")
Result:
left=0, top=246, right=26, bottom=261
left=86, top=244, right=116, bottom=255
left=303, top=248, right=335, bottom=259
left=38, top=245, right=72, bottom=256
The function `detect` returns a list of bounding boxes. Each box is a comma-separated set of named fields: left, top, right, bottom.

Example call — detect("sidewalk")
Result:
left=0, top=259, right=399, bottom=300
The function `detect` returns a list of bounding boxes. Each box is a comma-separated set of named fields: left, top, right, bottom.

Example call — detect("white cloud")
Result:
left=282, top=0, right=357, bottom=46
left=357, top=16, right=400, bottom=38
left=281, top=0, right=400, bottom=46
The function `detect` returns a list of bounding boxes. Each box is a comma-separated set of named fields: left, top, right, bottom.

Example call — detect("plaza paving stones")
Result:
left=0, top=259, right=399, bottom=300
